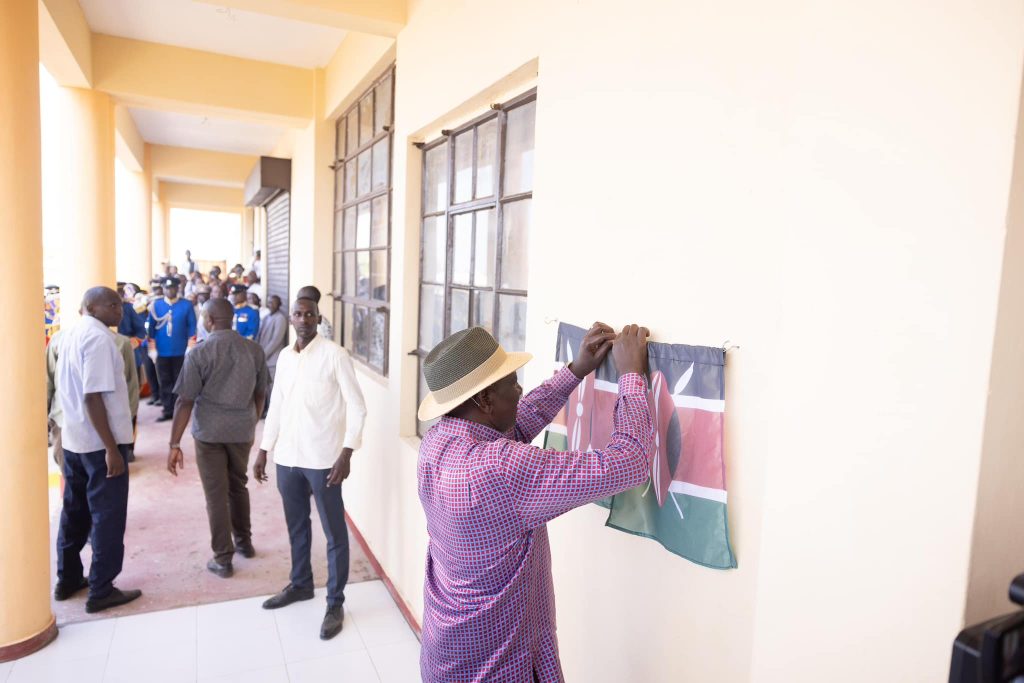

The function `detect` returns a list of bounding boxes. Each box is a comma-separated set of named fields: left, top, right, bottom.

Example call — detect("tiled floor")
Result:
left=1, top=581, right=420, bottom=683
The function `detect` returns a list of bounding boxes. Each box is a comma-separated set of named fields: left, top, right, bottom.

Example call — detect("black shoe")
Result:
left=156, top=414, right=173, bottom=422
left=235, top=541, right=255, bottom=559
left=262, top=584, right=314, bottom=610
left=53, top=577, right=89, bottom=601
left=320, top=606, right=344, bottom=640
left=207, top=558, right=234, bottom=578
left=85, top=587, right=142, bottom=614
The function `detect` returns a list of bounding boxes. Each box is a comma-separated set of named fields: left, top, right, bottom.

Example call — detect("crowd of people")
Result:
left=46, top=246, right=661, bottom=678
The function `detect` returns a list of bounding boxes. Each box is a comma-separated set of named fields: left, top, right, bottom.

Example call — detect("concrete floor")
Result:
left=49, top=398, right=378, bottom=625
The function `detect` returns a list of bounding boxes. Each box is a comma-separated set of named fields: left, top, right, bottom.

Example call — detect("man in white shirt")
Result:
left=54, top=286, right=142, bottom=613
left=254, top=296, right=367, bottom=640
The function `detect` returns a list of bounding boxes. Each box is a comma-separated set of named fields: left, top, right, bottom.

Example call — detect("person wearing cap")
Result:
left=252, top=296, right=367, bottom=641
left=230, top=283, right=261, bottom=341
left=416, top=323, right=655, bottom=682
left=147, top=276, right=197, bottom=422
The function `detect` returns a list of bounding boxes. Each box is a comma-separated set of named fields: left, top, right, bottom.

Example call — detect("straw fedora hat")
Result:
left=417, top=327, right=533, bottom=422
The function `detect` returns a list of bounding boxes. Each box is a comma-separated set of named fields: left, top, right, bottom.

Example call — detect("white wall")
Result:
left=297, top=1, right=1024, bottom=681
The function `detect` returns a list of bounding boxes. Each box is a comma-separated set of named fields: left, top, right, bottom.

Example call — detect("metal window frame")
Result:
left=414, top=88, right=537, bottom=434
left=333, top=65, right=395, bottom=375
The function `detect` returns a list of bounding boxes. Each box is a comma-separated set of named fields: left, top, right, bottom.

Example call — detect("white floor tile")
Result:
left=8, top=654, right=107, bottom=683
left=198, top=664, right=289, bottom=683
left=345, top=586, right=417, bottom=648
left=0, top=660, right=14, bottom=683
left=196, top=616, right=284, bottom=680
left=21, top=619, right=116, bottom=663
left=197, top=594, right=276, bottom=639
left=367, top=640, right=421, bottom=683
left=274, top=589, right=364, bottom=663
left=287, top=649, right=380, bottom=683
left=109, top=605, right=197, bottom=654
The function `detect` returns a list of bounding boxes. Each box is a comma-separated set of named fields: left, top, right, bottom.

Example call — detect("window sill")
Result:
left=352, top=358, right=389, bottom=388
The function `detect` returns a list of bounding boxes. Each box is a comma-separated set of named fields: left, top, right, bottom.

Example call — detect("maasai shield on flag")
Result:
left=544, top=322, right=736, bottom=569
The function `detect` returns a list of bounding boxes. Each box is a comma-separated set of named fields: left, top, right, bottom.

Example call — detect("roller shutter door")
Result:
left=265, top=192, right=290, bottom=307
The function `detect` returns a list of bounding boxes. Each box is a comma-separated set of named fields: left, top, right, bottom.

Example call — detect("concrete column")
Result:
left=151, top=196, right=164, bottom=278
left=114, top=148, right=152, bottom=286
left=63, top=87, right=116, bottom=320
left=0, top=0, right=58, bottom=660
left=241, top=207, right=255, bottom=268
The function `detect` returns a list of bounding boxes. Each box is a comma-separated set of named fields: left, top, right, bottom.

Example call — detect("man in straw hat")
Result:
left=417, top=323, right=655, bottom=682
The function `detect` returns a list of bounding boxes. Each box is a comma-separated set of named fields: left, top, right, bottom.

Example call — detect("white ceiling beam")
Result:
left=193, top=0, right=405, bottom=38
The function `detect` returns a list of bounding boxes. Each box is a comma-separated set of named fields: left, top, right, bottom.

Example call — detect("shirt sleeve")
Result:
left=512, top=366, right=582, bottom=444
left=173, top=352, right=203, bottom=401
left=253, top=344, right=269, bottom=394
left=46, top=336, right=59, bottom=416
left=487, top=372, right=654, bottom=529
left=146, top=307, right=156, bottom=339
left=186, top=303, right=197, bottom=338
left=119, top=337, right=140, bottom=417
left=334, top=348, right=367, bottom=451
left=259, top=355, right=287, bottom=452
left=81, top=333, right=117, bottom=395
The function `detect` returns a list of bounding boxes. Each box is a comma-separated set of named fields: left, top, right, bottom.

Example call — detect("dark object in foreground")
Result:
left=320, top=606, right=344, bottom=640
left=950, top=572, right=1024, bottom=682
left=53, top=577, right=88, bottom=601
left=85, top=587, right=142, bottom=614
left=262, top=584, right=314, bottom=610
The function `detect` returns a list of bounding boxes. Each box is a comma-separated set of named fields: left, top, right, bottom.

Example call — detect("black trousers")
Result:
left=156, top=355, right=185, bottom=418
left=56, top=445, right=131, bottom=600
left=276, top=464, right=349, bottom=607
left=142, top=351, right=160, bottom=400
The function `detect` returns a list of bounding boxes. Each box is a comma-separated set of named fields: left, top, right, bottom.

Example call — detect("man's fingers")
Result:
left=640, top=327, right=650, bottom=338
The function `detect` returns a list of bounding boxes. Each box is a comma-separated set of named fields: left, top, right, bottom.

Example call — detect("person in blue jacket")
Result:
left=148, top=277, right=197, bottom=422
left=116, top=284, right=147, bottom=371
left=230, top=283, right=261, bottom=341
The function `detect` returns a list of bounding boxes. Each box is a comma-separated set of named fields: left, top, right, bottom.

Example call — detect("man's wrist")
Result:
left=169, top=443, right=181, bottom=449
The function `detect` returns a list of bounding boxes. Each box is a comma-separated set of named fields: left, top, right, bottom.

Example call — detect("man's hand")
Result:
left=611, top=324, right=651, bottom=377
left=167, top=446, right=184, bottom=476
left=254, top=449, right=269, bottom=483
left=105, top=447, right=126, bottom=478
left=327, top=448, right=353, bottom=487
left=569, top=322, right=616, bottom=379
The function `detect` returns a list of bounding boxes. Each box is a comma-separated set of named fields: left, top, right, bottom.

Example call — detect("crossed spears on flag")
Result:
left=565, top=341, right=695, bottom=520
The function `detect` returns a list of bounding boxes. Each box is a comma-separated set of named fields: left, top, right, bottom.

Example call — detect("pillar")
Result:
left=241, top=207, right=255, bottom=269
left=63, top=87, right=116, bottom=321
left=0, top=0, right=58, bottom=660
left=114, top=147, right=152, bottom=286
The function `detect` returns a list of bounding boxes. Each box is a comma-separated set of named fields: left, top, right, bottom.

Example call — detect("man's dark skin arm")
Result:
left=84, top=393, right=126, bottom=478
left=167, top=397, right=195, bottom=475
left=326, top=447, right=354, bottom=487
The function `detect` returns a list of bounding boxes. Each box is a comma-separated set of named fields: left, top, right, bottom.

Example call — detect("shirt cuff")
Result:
left=617, top=372, right=648, bottom=395
left=551, top=365, right=582, bottom=396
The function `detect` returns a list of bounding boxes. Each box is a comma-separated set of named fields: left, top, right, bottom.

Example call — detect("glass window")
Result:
left=333, top=65, right=395, bottom=374
left=416, top=90, right=536, bottom=435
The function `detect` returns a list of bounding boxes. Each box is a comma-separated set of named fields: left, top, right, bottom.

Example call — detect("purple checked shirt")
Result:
left=418, top=366, right=654, bottom=682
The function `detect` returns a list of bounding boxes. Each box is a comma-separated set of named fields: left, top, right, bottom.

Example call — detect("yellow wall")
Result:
left=159, top=182, right=244, bottom=212
left=297, top=1, right=1024, bottom=682
left=114, top=156, right=152, bottom=285
left=150, top=145, right=256, bottom=188
left=37, top=0, right=91, bottom=87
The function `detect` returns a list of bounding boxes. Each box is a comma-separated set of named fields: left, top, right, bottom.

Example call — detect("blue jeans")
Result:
left=276, top=464, right=349, bottom=608
left=56, top=445, right=131, bottom=599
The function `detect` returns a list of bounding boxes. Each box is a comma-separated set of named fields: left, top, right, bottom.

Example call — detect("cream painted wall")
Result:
left=114, top=157, right=151, bottom=285
left=150, top=145, right=256, bottom=189
left=964, top=72, right=1024, bottom=625
left=283, top=1, right=1024, bottom=681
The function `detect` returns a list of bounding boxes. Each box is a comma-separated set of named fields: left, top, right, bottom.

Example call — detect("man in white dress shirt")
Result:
left=54, top=287, right=142, bottom=613
left=254, top=296, right=367, bottom=640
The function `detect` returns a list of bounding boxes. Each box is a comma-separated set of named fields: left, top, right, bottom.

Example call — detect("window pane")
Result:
left=475, top=118, right=498, bottom=199
left=343, top=303, right=354, bottom=349
left=453, top=130, right=473, bottom=204
left=474, top=209, right=496, bottom=286
left=354, top=305, right=369, bottom=358
left=372, top=137, right=389, bottom=191
left=344, top=252, right=355, bottom=295
left=334, top=210, right=344, bottom=251
left=450, top=288, right=469, bottom=335
left=371, top=195, right=388, bottom=248
left=346, top=113, right=358, bottom=156
left=374, top=74, right=392, bottom=133
left=370, top=249, right=388, bottom=301
left=421, top=215, right=446, bottom=283
left=334, top=169, right=344, bottom=210
left=419, top=284, right=445, bottom=351
left=369, top=311, right=386, bottom=369
left=423, top=145, right=448, bottom=215
left=356, top=251, right=370, bottom=298
left=345, top=160, right=357, bottom=201
left=344, top=206, right=357, bottom=249
left=357, top=202, right=371, bottom=249
left=333, top=253, right=342, bottom=294
left=504, top=100, right=536, bottom=195
left=357, top=149, right=371, bottom=197
left=452, top=213, right=472, bottom=285
left=359, top=95, right=374, bottom=146
left=472, top=290, right=494, bottom=332
left=500, top=199, right=531, bottom=290
left=497, top=294, right=527, bottom=351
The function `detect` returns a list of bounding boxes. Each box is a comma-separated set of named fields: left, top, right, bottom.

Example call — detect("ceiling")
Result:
left=129, top=107, right=287, bottom=156
left=80, top=0, right=348, bottom=69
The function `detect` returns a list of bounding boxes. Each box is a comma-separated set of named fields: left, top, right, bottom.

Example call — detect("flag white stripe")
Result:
left=668, top=481, right=728, bottom=503
left=593, top=379, right=724, bottom=413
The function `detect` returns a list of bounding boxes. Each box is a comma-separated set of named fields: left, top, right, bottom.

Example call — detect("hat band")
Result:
left=431, top=346, right=508, bottom=405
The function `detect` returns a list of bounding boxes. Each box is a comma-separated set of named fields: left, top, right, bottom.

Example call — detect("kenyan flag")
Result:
left=544, top=323, right=736, bottom=569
